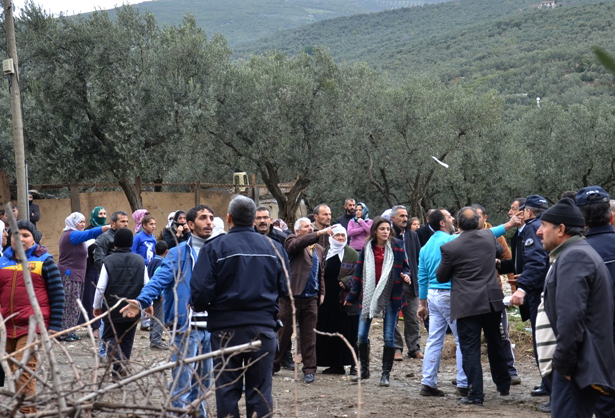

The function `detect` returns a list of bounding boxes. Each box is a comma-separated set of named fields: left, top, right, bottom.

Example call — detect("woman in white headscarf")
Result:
left=315, top=224, right=360, bottom=375
left=58, top=212, right=110, bottom=341
left=211, top=217, right=226, bottom=238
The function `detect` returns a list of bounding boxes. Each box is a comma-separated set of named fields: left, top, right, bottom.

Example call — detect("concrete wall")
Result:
left=33, top=191, right=233, bottom=261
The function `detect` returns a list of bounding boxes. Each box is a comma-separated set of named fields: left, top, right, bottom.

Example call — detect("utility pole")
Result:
left=3, top=0, right=28, bottom=219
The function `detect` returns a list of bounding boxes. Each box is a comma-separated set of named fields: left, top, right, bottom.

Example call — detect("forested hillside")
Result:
left=103, top=0, right=451, bottom=46
left=237, top=0, right=615, bottom=104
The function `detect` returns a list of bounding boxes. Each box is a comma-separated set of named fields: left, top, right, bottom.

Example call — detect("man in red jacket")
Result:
left=0, top=220, right=65, bottom=413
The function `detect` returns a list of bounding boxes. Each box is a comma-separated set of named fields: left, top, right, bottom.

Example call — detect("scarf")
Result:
left=90, top=206, right=106, bottom=227
left=327, top=224, right=347, bottom=261
left=63, top=212, right=85, bottom=231
left=133, top=209, right=148, bottom=233
left=166, top=211, right=176, bottom=229
left=536, top=289, right=556, bottom=377
left=212, top=217, right=225, bottom=237
left=356, top=201, right=370, bottom=221
left=361, top=239, right=395, bottom=320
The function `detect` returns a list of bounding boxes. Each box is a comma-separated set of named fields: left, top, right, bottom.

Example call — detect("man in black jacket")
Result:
left=415, top=209, right=437, bottom=248
left=537, top=198, right=615, bottom=417
left=336, top=198, right=356, bottom=230
left=390, top=205, right=423, bottom=360
left=191, top=195, right=288, bottom=418
left=93, top=228, right=149, bottom=378
left=94, top=211, right=129, bottom=271
left=508, top=195, right=552, bottom=403
left=254, top=206, right=288, bottom=246
left=436, top=207, right=510, bottom=405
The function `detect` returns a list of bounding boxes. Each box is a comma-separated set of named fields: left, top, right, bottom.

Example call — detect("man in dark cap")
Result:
left=536, top=198, right=615, bottom=417
left=93, top=228, right=149, bottom=378
left=509, top=194, right=552, bottom=406
left=575, top=186, right=615, bottom=418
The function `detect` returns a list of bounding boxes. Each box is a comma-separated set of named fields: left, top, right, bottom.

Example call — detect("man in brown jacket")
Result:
left=274, top=217, right=331, bottom=383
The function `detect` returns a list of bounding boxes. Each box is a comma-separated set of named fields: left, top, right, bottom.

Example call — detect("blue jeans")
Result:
left=171, top=328, right=212, bottom=417
left=421, top=289, right=467, bottom=389
left=357, top=301, right=398, bottom=347
left=99, top=321, right=106, bottom=357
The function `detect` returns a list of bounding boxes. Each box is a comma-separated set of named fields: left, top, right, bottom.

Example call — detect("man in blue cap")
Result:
left=576, top=186, right=615, bottom=418
left=509, top=195, right=552, bottom=410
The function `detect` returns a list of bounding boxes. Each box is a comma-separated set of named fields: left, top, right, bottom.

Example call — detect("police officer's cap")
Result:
left=575, top=186, right=610, bottom=207
left=520, top=195, right=549, bottom=210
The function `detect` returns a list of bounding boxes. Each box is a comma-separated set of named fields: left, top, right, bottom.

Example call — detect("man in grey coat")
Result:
left=436, top=207, right=511, bottom=405
left=537, top=198, right=615, bottom=417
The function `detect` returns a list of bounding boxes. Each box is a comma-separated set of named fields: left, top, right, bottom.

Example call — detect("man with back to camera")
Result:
left=190, top=195, right=289, bottom=418
left=436, top=207, right=511, bottom=405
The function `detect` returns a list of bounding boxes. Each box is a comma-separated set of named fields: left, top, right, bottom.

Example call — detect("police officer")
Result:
left=509, top=195, right=551, bottom=410
left=576, top=186, right=615, bottom=418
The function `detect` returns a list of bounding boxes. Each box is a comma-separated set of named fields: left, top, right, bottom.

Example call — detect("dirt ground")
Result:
left=270, top=320, right=547, bottom=418
left=55, top=312, right=546, bottom=418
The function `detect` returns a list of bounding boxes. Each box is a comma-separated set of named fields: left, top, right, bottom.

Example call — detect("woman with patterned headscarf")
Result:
left=315, top=224, right=360, bottom=375
left=348, top=201, right=373, bottom=251
left=132, top=209, right=149, bottom=234
left=58, top=212, right=110, bottom=342
left=78, top=207, right=108, bottom=335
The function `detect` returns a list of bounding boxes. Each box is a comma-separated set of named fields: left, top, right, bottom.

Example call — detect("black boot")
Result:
left=380, top=346, right=395, bottom=387
left=354, top=342, right=370, bottom=381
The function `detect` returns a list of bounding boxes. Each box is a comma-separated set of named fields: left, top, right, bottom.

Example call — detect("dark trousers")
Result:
left=102, top=319, right=138, bottom=376
left=595, top=395, right=615, bottom=418
left=457, top=310, right=511, bottom=401
left=500, top=309, right=518, bottom=376
left=528, top=291, right=551, bottom=392
left=274, top=296, right=318, bottom=374
left=150, top=297, right=165, bottom=346
left=211, top=325, right=276, bottom=418
left=551, top=370, right=600, bottom=418
left=394, top=288, right=422, bottom=355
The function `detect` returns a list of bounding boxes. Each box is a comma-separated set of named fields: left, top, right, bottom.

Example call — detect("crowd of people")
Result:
left=2, top=190, right=615, bottom=417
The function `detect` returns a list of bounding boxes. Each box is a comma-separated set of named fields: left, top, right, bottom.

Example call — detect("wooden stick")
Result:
left=75, top=340, right=261, bottom=404
left=315, top=330, right=362, bottom=418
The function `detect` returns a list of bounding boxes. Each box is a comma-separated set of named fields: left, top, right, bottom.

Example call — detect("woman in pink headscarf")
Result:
left=132, top=209, right=150, bottom=234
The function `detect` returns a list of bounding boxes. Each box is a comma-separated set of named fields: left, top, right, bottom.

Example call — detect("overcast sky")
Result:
left=12, top=0, right=145, bottom=16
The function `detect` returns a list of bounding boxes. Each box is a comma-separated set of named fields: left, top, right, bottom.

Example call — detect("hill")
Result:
left=235, top=0, right=615, bottom=104
left=103, top=0, right=453, bottom=46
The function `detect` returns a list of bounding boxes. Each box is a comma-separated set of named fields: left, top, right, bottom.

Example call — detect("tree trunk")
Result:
left=258, top=162, right=309, bottom=228
left=153, top=177, right=163, bottom=192
left=118, top=176, right=143, bottom=213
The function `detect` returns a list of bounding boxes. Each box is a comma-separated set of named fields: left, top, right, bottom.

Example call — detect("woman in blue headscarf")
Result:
left=347, top=201, right=373, bottom=251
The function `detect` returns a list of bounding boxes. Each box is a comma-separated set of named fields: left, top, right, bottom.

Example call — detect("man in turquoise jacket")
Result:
left=418, top=208, right=519, bottom=398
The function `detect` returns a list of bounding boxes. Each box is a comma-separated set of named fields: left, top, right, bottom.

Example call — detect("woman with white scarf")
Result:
left=316, top=224, right=359, bottom=375
left=345, top=216, right=411, bottom=386
left=58, top=212, right=110, bottom=341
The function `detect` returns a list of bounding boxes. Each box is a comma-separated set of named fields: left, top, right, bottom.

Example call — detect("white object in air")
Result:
left=431, top=156, right=449, bottom=168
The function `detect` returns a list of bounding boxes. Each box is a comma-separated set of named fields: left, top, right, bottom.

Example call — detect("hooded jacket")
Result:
left=0, top=244, right=65, bottom=337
